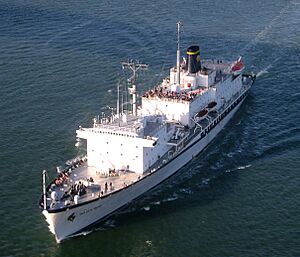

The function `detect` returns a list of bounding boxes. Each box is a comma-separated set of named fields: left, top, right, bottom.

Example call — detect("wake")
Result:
left=256, top=57, right=280, bottom=77
left=225, top=164, right=252, bottom=173
left=240, top=1, right=294, bottom=54
left=45, top=20, right=92, bottom=45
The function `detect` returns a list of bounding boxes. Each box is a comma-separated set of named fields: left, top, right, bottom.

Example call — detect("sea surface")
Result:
left=0, top=0, right=299, bottom=256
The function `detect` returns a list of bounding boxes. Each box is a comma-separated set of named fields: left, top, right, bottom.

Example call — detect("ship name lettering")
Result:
left=80, top=204, right=103, bottom=216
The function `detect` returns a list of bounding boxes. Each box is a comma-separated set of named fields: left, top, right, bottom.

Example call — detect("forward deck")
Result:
left=46, top=162, right=143, bottom=210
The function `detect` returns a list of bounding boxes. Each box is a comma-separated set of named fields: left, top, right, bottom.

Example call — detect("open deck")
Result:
left=46, top=162, right=143, bottom=210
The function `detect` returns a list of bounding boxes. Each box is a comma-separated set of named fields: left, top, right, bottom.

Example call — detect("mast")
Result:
left=122, top=60, right=148, bottom=116
left=117, top=82, right=120, bottom=120
left=42, top=170, right=47, bottom=210
left=176, top=21, right=182, bottom=86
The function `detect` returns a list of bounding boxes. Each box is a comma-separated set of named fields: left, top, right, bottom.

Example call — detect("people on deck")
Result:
left=142, top=86, right=199, bottom=102
left=76, top=181, right=86, bottom=196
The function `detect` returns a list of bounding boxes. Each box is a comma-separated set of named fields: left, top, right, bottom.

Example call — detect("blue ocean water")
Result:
left=0, top=0, right=299, bottom=256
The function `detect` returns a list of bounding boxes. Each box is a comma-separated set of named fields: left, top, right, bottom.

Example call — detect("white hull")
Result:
left=43, top=89, right=250, bottom=243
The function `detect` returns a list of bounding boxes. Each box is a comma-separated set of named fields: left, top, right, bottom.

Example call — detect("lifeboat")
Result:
left=207, top=101, right=217, bottom=112
left=231, top=56, right=245, bottom=76
left=195, top=109, right=208, bottom=121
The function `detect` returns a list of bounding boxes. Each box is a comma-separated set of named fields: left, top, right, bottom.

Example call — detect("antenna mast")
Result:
left=176, top=21, right=182, bottom=86
left=117, top=82, right=120, bottom=119
left=122, top=60, right=148, bottom=116
left=42, top=170, right=47, bottom=210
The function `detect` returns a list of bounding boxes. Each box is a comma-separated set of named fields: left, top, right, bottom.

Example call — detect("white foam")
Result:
left=225, top=164, right=251, bottom=173
left=256, top=64, right=272, bottom=77
left=69, top=229, right=93, bottom=240
left=256, top=69, right=269, bottom=78
left=104, top=219, right=116, bottom=227
left=227, top=152, right=234, bottom=157
left=292, top=92, right=300, bottom=97
left=162, top=195, right=178, bottom=202
left=237, top=164, right=251, bottom=170
left=256, top=57, right=280, bottom=77
left=202, top=178, right=210, bottom=185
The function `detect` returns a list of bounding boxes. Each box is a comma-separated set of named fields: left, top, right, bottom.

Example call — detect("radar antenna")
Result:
left=122, top=60, right=148, bottom=116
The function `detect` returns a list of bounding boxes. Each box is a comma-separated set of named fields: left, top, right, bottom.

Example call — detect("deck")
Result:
left=47, top=162, right=142, bottom=210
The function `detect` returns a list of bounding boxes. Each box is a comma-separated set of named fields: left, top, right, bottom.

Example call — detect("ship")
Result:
left=40, top=22, right=256, bottom=242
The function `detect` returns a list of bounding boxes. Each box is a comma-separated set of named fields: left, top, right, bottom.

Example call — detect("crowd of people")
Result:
left=54, top=158, right=86, bottom=186
left=142, top=86, right=200, bottom=102
left=50, top=161, right=137, bottom=208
